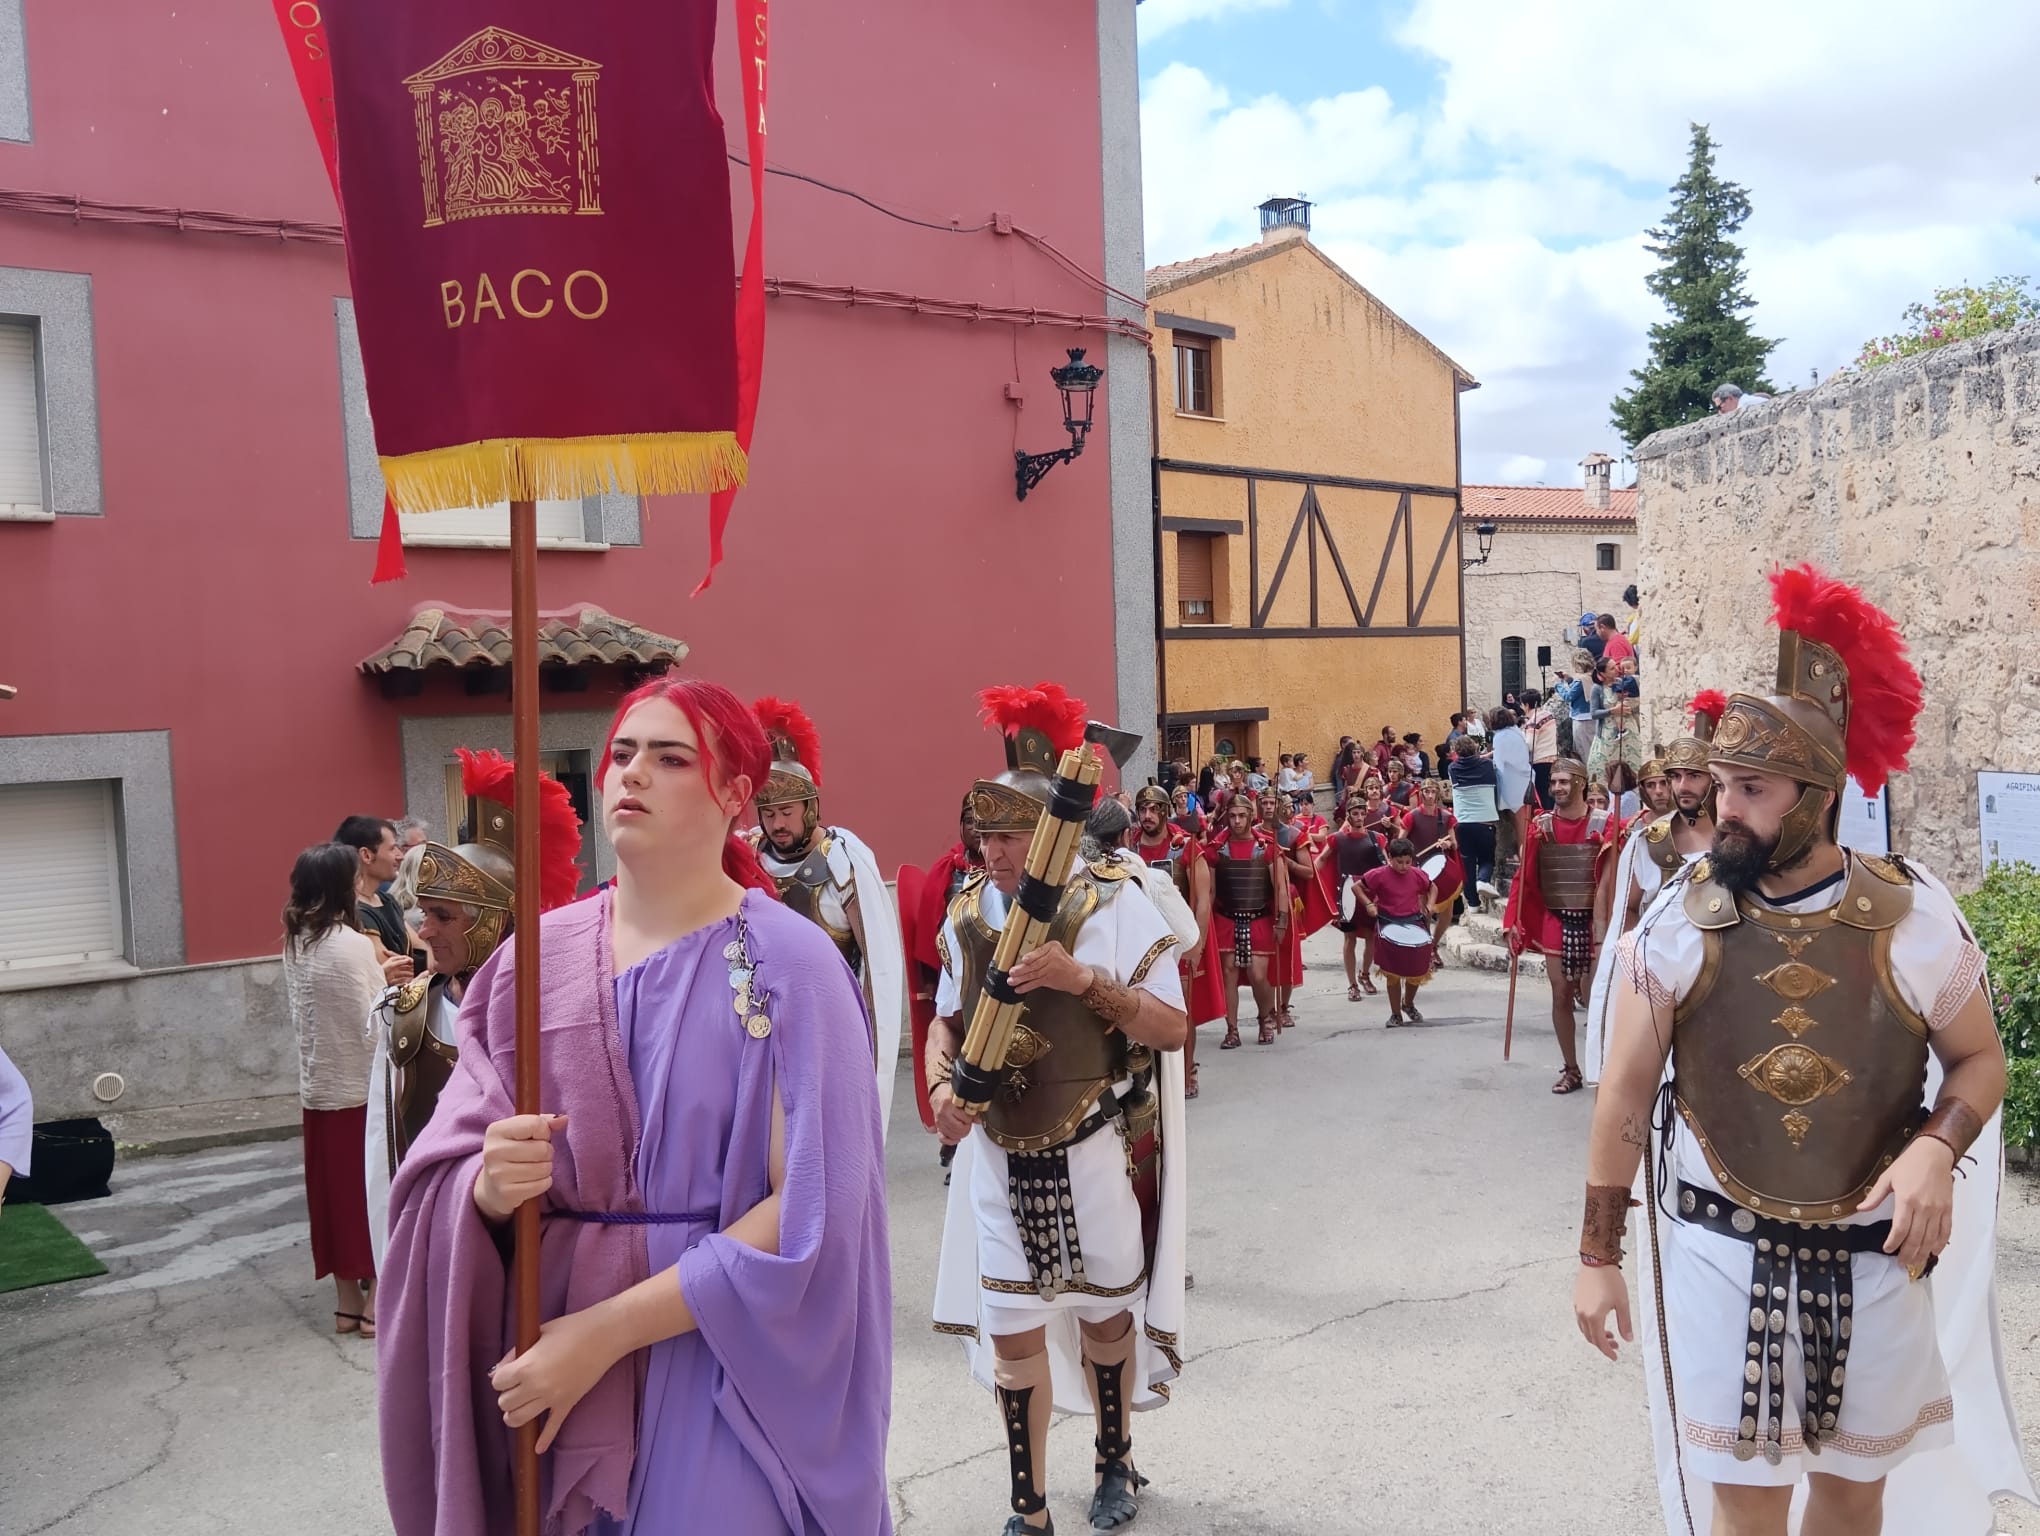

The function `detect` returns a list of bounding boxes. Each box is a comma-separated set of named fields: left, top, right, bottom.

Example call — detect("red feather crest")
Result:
left=1687, top=688, right=1728, bottom=732
left=977, top=682, right=1088, bottom=754
left=1768, top=564, right=1923, bottom=795
left=752, top=696, right=823, bottom=786
left=456, top=747, right=585, bottom=912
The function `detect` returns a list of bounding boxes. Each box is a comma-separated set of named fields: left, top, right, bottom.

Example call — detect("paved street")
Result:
left=5, top=935, right=2039, bottom=1535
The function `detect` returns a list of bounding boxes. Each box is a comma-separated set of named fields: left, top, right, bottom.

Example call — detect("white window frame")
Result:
left=0, top=779, right=128, bottom=974
left=399, top=497, right=596, bottom=550
left=0, top=316, right=47, bottom=521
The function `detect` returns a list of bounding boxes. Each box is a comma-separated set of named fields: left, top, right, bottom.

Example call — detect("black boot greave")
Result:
left=997, top=1383, right=1048, bottom=1519
left=1086, top=1356, right=1145, bottom=1531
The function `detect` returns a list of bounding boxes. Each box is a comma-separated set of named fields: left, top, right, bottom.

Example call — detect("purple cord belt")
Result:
left=554, top=1208, right=717, bottom=1226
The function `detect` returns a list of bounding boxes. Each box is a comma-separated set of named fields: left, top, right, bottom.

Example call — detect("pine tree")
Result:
left=1610, top=124, right=1779, bottom=445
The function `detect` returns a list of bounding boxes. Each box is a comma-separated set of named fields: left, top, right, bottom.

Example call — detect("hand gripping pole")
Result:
left=950, top=743, right=1103, bottom=1112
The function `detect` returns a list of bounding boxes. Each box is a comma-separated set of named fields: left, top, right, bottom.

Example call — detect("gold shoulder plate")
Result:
left=1854, top=852, right=1912, bottom=887
left=1681, top=859, right=1739, bottom=930
left=1835, top=852, right=1914, bottom=931
left=1085, top=857, right=1136, bottom=884
left=1645, top=817, right=1672, bottom=845
left=392, top=975, right=432, bottom=1015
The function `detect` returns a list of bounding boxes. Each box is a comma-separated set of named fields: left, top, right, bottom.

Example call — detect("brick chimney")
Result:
left=1580, top=451, right=1614, bottom=511
left=1258, top=195, right=1312, bottom=245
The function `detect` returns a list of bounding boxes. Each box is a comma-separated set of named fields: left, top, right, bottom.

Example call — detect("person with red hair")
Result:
left=378, top=677, right=893, bottom=1536
left=1574, top=569, right=2033, bottom=1533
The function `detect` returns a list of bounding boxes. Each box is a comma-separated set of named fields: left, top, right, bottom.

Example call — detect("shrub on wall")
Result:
left=1957, top=861, right=2040, bottom=1150
left=1855, top=277, right=2040, bottom=371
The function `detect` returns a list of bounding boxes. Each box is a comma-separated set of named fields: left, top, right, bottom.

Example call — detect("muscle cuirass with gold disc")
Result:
left=1211, top=841, right=1274, bottom=919
left=385, top=976, right=459, bottom=1174
left=768, top=836, right=863, bottom=976
left=952, top=870, right=1130, bottom=1154
left=1671, top=855, right=1929, bottom=1219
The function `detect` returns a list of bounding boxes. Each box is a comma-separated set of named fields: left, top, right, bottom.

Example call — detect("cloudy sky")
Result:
left=1136, top=0, right=2040, bottom=485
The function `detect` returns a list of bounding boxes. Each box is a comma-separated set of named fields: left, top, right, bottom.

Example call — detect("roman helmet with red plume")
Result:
left=971, top=682, right=1089, bottom=834
left=1709, top=564, right=1923, bottom=867
left=752, top=695, right=825, bottom=824
left=1663, top=687, right=1729, bottom=774
left=413, top=747, right=585, bottom=977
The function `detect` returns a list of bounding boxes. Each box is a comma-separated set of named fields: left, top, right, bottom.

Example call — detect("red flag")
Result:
left=320, top=5, right=747, bottom=514
left=696, top=0, right=770, bottom=594
left=270, top=1, right=408, bottom=583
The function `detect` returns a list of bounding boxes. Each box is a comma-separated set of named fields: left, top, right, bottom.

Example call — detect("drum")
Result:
left=1419, top=852, right=1448, bottom=883
left=1374, top=918, right=1434, bottom=980
left=1340, top=877, right=1361, bottom=925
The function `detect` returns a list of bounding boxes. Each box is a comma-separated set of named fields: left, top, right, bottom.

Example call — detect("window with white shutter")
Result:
left=400, top=497, right=592, bottom=547
left=0, top=320, right=46, bottom=520
left=0, top=780, right=127, bottom=972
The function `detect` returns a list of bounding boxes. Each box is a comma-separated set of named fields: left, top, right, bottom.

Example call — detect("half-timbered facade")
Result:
left=1148, top=200, right=1477, bottom=781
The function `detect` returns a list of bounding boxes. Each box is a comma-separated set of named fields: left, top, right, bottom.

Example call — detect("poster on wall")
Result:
left=1837, top=781, right=1890, bottom=856
left=1978, top=772, right=2040, bottom=872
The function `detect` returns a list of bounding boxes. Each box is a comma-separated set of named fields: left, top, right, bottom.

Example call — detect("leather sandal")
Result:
left=1088, top=1458, right=1148, bottom=1531
left=1003, top=1515, right=1054, bottom=1536
left=334, top=1311, right=363, bottom=1335
left=1184, top=1064, right=1200, bottom=1100
left=1256, top=1015, right=1277, bottom=1045
left=1220, top=1024, right=1242, bottom=1050
left=1552, top=1065, right=1584, bottom=1095
left=1401, top=1000, right=1423, bottom=1024
left=1348, top=982, right=1362, bottom=1001
left=1359, top=972, right=1378, bottom=996
left=1277, top=1006, right=1296, bottom=1031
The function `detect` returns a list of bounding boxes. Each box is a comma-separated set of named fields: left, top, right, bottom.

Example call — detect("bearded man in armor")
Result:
left=1584, top=693, right=1724, bottom=1085
left=363, top=749, right=580, bottom=1270
left=749, top=696, right=907, bottom=1134
left=1207, top=793, right=1290, bottom=1048
left=927, top=684, right=1189, bottom=1536
left=1505, top=756, right=1616, bottom=1094
left=1575, top=566, right=2033, bottom=1535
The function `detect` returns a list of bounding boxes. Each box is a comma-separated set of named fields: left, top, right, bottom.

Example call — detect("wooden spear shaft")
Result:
left=509, top=499, right=543, bottom=1536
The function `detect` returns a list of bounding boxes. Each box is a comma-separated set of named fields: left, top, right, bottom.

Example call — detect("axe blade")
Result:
left=1084, top=720, right=1143, bottom=769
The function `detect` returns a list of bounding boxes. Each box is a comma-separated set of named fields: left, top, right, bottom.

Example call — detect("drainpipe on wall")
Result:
left=1149, top=348, right=1168, bottom=773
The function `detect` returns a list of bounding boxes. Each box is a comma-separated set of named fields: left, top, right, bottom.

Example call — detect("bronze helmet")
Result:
left=753, top=698, right=823, bottom=842
left=1133, top=783, right=1173, bottom=817
left=412, top=796, right=516, bottom=979
left=1710, top=631, right=1849, bottom=869
left=970, top=720, right=1061, bottom=835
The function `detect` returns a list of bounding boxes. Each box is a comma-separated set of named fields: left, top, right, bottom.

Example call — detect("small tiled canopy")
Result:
left=359, top=605, right=688, bottom=674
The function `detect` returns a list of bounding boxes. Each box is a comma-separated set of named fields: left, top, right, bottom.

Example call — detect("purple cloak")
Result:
left=378, top=889, right=893, bottom=1536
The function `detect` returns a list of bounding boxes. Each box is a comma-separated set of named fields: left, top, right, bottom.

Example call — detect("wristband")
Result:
left=1919, top=1096, right=1984, bottom=1161
left=1580, top=1183, right=1637, bottom=1268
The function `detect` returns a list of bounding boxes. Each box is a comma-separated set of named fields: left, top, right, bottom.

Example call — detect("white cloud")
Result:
left=1138, top=0, right=1293, bottom=43
left=1141, top=2, right=2040, bottom=482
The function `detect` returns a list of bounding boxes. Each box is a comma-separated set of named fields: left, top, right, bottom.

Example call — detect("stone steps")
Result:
left=1437, top=905, right=1546, bottom=980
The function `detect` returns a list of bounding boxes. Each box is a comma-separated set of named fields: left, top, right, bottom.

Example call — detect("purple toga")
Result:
left=377, top=889, right=893, bottom=1536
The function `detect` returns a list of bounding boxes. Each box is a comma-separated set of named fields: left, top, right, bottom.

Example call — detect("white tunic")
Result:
left=1616, top=854, right=2036, bottom=1528
left=931, top=865, right=1189, bottom=1415
left=1583, top=819, right=1700, bottom=1085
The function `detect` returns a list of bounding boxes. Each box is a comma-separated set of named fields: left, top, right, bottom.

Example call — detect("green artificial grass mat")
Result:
left=0, top=1201, right=109, bottom=1294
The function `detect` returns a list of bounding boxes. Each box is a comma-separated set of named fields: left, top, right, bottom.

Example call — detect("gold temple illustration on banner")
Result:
left=403, top=26, right=603, bottom=227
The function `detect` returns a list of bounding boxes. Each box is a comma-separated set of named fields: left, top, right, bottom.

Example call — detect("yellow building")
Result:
left=1148, top=197, right=1477, bottom=787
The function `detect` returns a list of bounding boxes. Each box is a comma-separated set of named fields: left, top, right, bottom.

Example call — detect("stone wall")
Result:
left=1462, top=524, right=1636, bottom=713
left=1634, top=321, right=2040, bottom=891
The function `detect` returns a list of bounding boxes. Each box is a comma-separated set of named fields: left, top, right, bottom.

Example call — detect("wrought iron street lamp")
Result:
left=1462, top=520, right=1497, bottom=569
left=1014, top=348, right=1104, bottom=501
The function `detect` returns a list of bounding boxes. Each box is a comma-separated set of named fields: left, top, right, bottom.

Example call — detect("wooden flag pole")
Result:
left=509, top=499, right=543, bottom=1536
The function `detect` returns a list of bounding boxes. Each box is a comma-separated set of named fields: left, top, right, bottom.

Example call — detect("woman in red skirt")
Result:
left=1358, top=837, right=1437, bottom=1027
left=281, top=842, right=387, bottom=1337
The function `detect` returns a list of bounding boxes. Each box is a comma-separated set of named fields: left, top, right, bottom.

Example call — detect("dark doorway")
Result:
left=1500, top=636, right=1526, bottom=701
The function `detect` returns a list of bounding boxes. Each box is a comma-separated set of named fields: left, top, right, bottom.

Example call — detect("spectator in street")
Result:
left=1400, top=732, right=1431, bottom=779
left=1274, top=753, right=1301, bottom=795
left=1596, top=614, right=1634, bottom=668
left=280, top=841, right=384, bottom=1339
left=1621, top=584, right=1641, bottom=651
left=1487, top=706, right=1533, bottom=891
left=1196, top=763, right=1220, bottom=812
left=1443, top=712, right=1468, bottom=752
left=1446, top=735, right=1501, bottom=903
left=0, top=1040, right=31, bottom=1205
left=1373, top=726, right=1398, bottom=775
left=1578, top=613, right=1606, bottom=662
left=1712, top=382, right=1770, bottom=415
left=333, top=816, right=413, bottom=985
left=380, top=817, right=430, bottom=896
left=1519, top=689, right=1559, bottom=807
left=1246, top=758, right=1270, bottom=793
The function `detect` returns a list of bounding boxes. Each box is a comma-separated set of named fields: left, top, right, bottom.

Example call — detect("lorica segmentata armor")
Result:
left=1212, top=841, right=1274, bottom=918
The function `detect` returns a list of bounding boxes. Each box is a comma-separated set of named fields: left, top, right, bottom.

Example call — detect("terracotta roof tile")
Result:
left=359, top=605, right=688, bottom=674
left=1460, top=484, right=1637, bottom=525
left=1144, top=241, right=1265, bottom=297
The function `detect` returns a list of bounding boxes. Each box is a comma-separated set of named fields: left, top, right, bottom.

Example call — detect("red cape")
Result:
left=1504, top=810, right=1616, bottom=956
left=898, top=843, right=978, bottom=1130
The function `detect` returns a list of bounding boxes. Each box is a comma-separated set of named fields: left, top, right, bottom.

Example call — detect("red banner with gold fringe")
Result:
left=319, top=3, right=747, bottom=517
